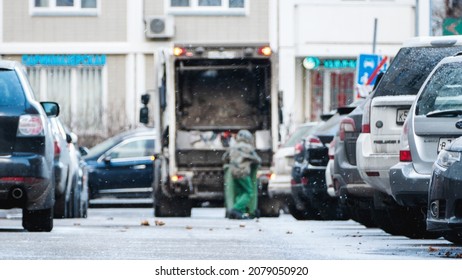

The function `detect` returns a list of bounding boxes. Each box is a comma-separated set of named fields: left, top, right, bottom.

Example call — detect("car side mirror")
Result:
left=79, top=146, right=89, bottom=156
left=103, top=155, right=112, bottom=164
left=66, top=132, right=78, bottom=144
left=40, top=102, right=60, bottom=117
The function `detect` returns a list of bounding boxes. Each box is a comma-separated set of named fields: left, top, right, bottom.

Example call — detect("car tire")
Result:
left=288, top=203, right=322, bottom=220
left=443, top=231, right=462, bottom=244
left=23, top=208, right=54, bottom=232
left=54, top=194, right=69, bottom=219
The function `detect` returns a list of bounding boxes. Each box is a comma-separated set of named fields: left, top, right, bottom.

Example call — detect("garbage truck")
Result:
left=142, top=44, right=279, bottom=217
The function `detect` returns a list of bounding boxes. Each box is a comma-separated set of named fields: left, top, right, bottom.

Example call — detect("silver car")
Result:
left=390, top=54, right=462, bottom=211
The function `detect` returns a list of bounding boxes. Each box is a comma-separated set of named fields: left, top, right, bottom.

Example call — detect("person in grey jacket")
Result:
left=222, top=130, right=261, bottom=219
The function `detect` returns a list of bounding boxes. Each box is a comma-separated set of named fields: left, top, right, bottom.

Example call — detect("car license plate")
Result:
left=438, top=137, right=456, bottom=152
left=396, top=109, right=408, bottom=124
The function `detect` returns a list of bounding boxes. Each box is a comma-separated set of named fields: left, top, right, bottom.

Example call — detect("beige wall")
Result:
left=144, top=0, right=269, bottom=44
left=4, top=0, right=127, bottom=42
left=106, top=55, right=129, bottom=135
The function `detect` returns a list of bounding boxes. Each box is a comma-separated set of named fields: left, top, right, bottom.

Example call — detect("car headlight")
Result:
left=436, top=149, right=461, bottom=168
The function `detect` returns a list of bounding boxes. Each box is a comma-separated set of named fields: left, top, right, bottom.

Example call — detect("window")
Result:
left=31, top=0, right=99, bottom=16
left=109, top=139, right=155, bottom=160
left=168, top=0, right=247, bottom=15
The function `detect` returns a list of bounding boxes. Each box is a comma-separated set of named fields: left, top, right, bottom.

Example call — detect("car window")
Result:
left=374, top=46, right=462, bottom=97
left=282, top=125, right=317, bottom=147
left=416, top=62, right=462, bottom=115
left=0, top=69, right=26, bottom=107
left=109, top=139, right=154, bottom=159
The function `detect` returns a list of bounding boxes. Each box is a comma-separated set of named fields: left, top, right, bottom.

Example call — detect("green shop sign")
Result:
left=22, top=54, right=106, bottom=67
left=303, top=56, right=357, bottom=70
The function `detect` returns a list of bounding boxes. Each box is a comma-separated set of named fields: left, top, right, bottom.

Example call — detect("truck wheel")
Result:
left=258, top=196, right=280, bottom=217
left=155, top=197, right=192, bottom=217
left=23, top=208, right=53, bottom=232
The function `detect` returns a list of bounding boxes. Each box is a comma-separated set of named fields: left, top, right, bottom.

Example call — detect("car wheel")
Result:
left=23, top=208, right=53, bottom=232
left=288, top=203, right=322, bottom=220
left=444, top=231, right=462, bottom=244
left=54, top=194, right=68, bottom=219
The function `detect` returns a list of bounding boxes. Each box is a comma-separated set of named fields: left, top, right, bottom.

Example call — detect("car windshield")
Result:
left=416, top=62, right=462, bottom=116
left=282, top=124, right=317, bottom=147
left=374, top=46, right=462, bottom=97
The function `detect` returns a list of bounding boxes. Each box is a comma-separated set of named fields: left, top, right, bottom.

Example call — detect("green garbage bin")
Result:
left=224, top=163, right=259, bottom=218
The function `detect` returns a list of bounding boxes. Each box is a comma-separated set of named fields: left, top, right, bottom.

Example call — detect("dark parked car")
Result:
left=83, top=128, right=156, bottom=202
left=331, top=96, right=378, bottom=228
left=0, top=60, right=59, bottom=232
left=290, top=105, right=356, bottom=220
left=50, top=117, right=87, bottom=218
left=427, top=136, right=462, bottom=244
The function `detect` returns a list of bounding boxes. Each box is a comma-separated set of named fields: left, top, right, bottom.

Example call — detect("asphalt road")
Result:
left=0, top=207, right=460, bottom=260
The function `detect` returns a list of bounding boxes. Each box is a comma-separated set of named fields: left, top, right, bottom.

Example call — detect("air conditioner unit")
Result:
left=145, top=16, right=175, bottom=39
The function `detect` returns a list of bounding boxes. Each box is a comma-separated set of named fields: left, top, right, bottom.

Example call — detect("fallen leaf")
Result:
left=155, top=220, right=165, bottom=226
left=286, top=231, right=293, bottom=234
left=186, top=226, right=193, bottom=230
left=428, top=246, right=438, bottom=252
left=140, top=220, right=150, bottom=226
left=239, top=224, right=245, bottom=228
left=209, top=228, right=213, bottom=231
left=73, top=223, right=81, bottom=226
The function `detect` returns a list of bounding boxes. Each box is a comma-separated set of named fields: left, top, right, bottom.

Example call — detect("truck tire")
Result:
left=23, top=208, right=53, bottom=232
left=258, top=196, right=280, bottom=217
left=155, top=197, right=192, bottom=217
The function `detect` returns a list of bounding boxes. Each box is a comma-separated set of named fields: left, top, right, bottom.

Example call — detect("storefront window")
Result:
left=26, top=64, right=104, bottom=136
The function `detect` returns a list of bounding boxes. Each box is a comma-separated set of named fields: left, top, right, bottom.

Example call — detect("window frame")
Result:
left=29, top=0, right=101, bottom=17
left=166, top=0, right=248, bottom=16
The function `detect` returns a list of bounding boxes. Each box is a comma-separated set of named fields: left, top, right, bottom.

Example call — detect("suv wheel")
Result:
left=22, top=208, right=53, bottom=232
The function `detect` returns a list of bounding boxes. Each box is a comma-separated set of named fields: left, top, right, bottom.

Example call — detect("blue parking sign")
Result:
left=356, top=54, right=388, bottom=86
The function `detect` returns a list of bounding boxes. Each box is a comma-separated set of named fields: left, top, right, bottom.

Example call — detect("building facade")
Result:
left=277, top=0, right=431, bottom=138
left=0, top=0, right=272, bottom=146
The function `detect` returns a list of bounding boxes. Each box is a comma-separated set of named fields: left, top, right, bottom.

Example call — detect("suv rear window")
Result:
left=374, top=46, right=462, bottom=97
left=0, top=69, right=25, bottom=107
left=416, top=62, right=462, bottom=116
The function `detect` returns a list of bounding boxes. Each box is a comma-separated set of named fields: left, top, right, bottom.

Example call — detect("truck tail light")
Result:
left=339, top=117, right=355, bottom=141
left=399, top=118, right=411, bottom=162
left=258, top=46, right=272, bottom=56
left=171, top=175, right=185, bottom=183
left=17, top=115, right=44, bottom=137
left=173, top=47, right=187, bottom=57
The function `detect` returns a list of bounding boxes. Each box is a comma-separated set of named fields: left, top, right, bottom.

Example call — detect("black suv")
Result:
left=290, top=106, right=356, bottom=220
left=0, top=60, right=59, bottom=232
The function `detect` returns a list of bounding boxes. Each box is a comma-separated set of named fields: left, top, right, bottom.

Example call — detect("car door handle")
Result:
left=132, top=164, right=146, bottom=170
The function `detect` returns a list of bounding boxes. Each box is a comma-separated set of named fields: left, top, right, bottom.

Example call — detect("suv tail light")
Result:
left=306, top=136, right=323, bottom=148
left=328, top=140, right=336, bottom=160
left=54, top=139, right=61, bottom=157
left=339, top=117, right=355, bottom=141
left=399, top=150, right=412, bottom=162
left=362, top=98, right=372, bottom=133
left=294, top=142, right=304, bottom=154
left=399, top=118, right=412, bottom=162
left=17, top=115, right=44, bottom=137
